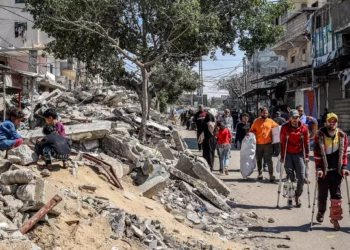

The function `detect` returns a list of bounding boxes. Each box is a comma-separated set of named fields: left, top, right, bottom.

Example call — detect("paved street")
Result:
left=179, top=128, right=350, bottom=250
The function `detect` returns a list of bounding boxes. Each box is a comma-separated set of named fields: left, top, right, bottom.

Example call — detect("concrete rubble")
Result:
left=0, top=84, right=260, bottom=249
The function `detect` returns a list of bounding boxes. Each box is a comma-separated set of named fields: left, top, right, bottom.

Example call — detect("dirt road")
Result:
left=179, top=128, right=350, bottom=250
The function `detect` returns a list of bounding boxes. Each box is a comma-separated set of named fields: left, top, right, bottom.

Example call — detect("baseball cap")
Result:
left=289, top=109, right=299, bottom=118
left=326, top=112, right=338, bottom=121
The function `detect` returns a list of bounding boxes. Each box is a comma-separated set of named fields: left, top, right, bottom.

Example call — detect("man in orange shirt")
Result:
left=249, top=107, right=279, bottom=182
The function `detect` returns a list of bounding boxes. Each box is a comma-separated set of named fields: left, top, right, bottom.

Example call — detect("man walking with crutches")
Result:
left=313, top=113, right=349, bottom=230
left=279, top=110, right=310, bottom=208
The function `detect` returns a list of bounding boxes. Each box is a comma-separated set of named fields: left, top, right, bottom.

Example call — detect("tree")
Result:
left=25, top=0, right=291, bottom=141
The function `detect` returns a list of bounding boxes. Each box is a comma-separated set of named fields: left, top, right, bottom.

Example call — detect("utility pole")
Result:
left=199, top=57, right=204, bottom=105
left=243, top=57, right=247, bottom=112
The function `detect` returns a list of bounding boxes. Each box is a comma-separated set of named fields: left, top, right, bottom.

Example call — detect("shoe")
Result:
left=62, top=162, right=69, bottom=169
left=316, top=212, right=324, bottom=223
left=295, top=197, right=302, bottom=208
left=288, top=199, right=293, bottom=209
left=330, top=219, right=341, bottom=231
left=257, top=174, right=263, bottom=180
left=269, top=175, right=276, bottom=183
left=224, top=167, right=229, bottom=175
left=219, top=169, right=224, bottom=174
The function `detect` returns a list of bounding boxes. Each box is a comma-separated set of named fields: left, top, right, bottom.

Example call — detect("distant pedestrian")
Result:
left=249, top=107, right=279, bottom=182
left=280, top=109, right=309, bottom=208
left=194, top=105, right=207, bottom=151
left=216, top=121, right=232, bottom=174
left=274, top=111, right=286, bottom=125
left=296, top=105, right=318, bottom=140
left=314, top=113, right=349, bottom=230
left=202, top=111, right=216, bottom=171
left=220, top=109, right=234, bottom=133
left=234, top=113, right=251, bottom=149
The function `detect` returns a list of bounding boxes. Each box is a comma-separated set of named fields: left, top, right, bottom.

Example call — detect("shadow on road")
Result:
left=183, top=138, right=198, bottom=150
left=234, top=203, right=280, bottom=210
left=249, top=224, right=310, bottom=233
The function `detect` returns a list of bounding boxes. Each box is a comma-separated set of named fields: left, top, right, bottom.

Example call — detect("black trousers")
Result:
left=318, top=171, right=342, bottom=213
left=197, top=130, right=202, bottom=151
left=202, top=136, right=216, bottom=170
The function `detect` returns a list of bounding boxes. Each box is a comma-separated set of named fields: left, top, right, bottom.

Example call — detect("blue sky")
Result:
left=199, top=45, right=245, bottom=98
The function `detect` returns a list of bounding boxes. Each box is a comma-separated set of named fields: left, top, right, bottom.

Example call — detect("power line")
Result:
left=0, top=6, right=34, bottom=23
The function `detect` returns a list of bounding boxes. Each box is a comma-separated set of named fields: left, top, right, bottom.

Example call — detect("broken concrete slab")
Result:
left=99, top=153, right=125, bottom=179
left=27, top=179, right=64, bottom=215
left=20, top=121, right=112, bottom=143
left=16, top=183, right=36, bottom=201
left=158, top=141, right=175, bottom=160
left=137, top=173, right=170, bottom=198
left=172, top=130, right=185, bottom=152
left=168, top=167, right=231, bottom=212
left=7, top=145, right=38, bottom=166
left=0, top=169, right=35, bottom=185
left=192, top=162, right=230, bottom=197
left=174, top=154, right=197, bottom=179
left=82, top=139, right=100, bottom=151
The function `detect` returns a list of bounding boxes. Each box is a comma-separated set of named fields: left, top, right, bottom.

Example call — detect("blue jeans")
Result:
left=218, top=145, right=230, bottom=171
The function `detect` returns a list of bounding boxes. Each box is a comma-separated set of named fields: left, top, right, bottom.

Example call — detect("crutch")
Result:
left=301, top=134, right=311, bottom=208
left=310, top=176, right=319, bottom=231
left=344, top=173, right=350, bottom=218
left=277, top=135, right=289, bottom=208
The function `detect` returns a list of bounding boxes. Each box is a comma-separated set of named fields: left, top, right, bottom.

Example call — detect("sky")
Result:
left=198, top=45, right=245, bottom=98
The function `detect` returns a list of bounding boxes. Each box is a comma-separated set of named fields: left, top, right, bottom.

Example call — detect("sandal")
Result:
left=316, top=212, right=324, bottom=223
left=224, top=167, right=229, bottom=175
left=62, top=162, right=69, bottom=169
left=330, top=219, right=341, bottom=231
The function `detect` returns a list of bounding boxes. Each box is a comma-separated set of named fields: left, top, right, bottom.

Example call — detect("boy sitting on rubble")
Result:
left=43, top=109, right=66, bottom=137
left=0, top=107, right=25, bottom=151
left=35, top=124, right=71, bottom=170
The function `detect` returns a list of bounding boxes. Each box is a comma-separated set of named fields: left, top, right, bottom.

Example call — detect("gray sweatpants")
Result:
left=256, top=143, right=274, bottom=176
left=285, top=152, right=306, bottom=197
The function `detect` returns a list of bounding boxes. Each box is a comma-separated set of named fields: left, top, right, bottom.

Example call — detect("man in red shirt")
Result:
left=280, top=109, right=309, bottom=208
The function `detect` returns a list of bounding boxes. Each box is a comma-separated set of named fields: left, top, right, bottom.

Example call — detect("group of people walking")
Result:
left=188, top=104, right=349, bottom=231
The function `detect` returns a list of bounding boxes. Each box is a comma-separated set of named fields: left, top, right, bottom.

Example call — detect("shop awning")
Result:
left=250, top=65, right=312, bottom=84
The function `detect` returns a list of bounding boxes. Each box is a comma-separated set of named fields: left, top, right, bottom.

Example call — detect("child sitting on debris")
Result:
left=35, top=124, right=71, bottom=170
left=43, top=109, right=66, bottom=137
left=0, top=107, right=25, bottom=151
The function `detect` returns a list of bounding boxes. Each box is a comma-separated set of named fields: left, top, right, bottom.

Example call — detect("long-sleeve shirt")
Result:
left=35, top=133, right=71, bottom=156
left=56, top=122, right=66, bottom=137
left=194, top=111, right=207, bottom=133
left=280, top=121, right=309, bottom=160
left=219, top=115, right=234, bottom=132
left=235, top=122, right=251, bottom=143
left=249, top=117, right=279, bottom=145
left=0, top=120, right=22, bottom=150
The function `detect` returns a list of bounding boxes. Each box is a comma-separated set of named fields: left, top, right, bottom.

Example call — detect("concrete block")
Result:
left=99, top=153, right=125, bottom=179
left=29, top=179, right=64, bottom=215
left=7, top=145, right=38, bottom=166
left=0, top=169, right=35, bottom=185
left=174, top=154, right=197, bottom=179
left=158, top=141, right=175, bottom=160
left=137, top=173, right=170, bottom=198
left=192, top=162, right=230, bottom=197
left=172, top=130, right=185, bottom=152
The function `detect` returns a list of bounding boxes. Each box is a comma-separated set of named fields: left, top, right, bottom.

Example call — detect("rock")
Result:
left=277, top=244, right=290, bottom=248
left=145, top=205, right=154, bottom=210
left=108, top=209, right=126, bottom=238
left=82, top=140, right=100, bottom=151
left=247, top=212, right=258, bottom=219
left=16, top=183, right=36, bottom=201
left=213, top=226, right=225, bottom=236
left=174, top=215, right=185, bottom=223
left=79, top=184, right=97, bottom=192
left=41, top=169, right=51, bottom=177
left=0, top=159, right=11, bottom=174
left=131, top=225, right=144, bottom=238
left=123, top=191, right=136, bottom=201
left=187, top=212, right=201, bottom=224
left=0, top=169, right=35, bottom=185
left=268, top=218, right=275, bottom=223
left=0, top=184, right=18, bottom=195
left=172, top=130, right=185, bottom=152
left=0, top=150, right=7, bottom=159
left=142, top=158, right=160, bottom=176
left=165, top=204, right=172, bottom=213
left=144, top=234, right=157, bottom=249
left=7, top=145, right=38, bottom=165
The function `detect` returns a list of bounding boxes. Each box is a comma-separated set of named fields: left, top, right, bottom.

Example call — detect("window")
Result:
left=50, top=64, right=53, bottom=74
left=288, top=82, right=293, bottom=89
left=14, top=22, right=27, bottom=38
left=316, top=16, right=321, bottom=29
left=311, top=1, right=318, bottom=8
left=275, top=18, right=279, bottom=26
left=15, top=0, right=26, bottom=3
left=291, top=56, right=295, bottom=63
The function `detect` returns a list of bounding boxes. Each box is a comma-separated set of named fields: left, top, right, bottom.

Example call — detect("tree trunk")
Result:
left=139, top=69, right=149, bottom=142
left=147, top=92, right=152, bottom=120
